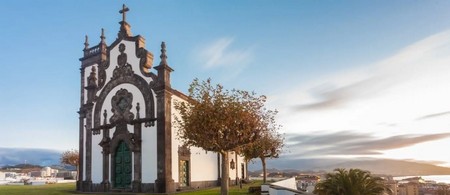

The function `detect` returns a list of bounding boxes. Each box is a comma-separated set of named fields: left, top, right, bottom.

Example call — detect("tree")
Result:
left=60, top=149, right=79, bottom=180
left=174, top=78, right=267, bottom=195
left=241, top=111, right=283, bottom=183
left=314, top=168, right=392, bottom=195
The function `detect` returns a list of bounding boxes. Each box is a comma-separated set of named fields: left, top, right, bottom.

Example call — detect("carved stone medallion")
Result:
left=110, top=88, right=134, bottom=124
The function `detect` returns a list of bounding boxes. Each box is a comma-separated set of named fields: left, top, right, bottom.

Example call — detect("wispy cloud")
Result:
left=265, top=29, right=450, bottom=167
left=194, top=37, right=253, bottom=77
left=416, top=111, right=450, bottom=121
left=294, top=77, right=384, bottom=111
left=288, top=30, right=450, bottom=113
left=286, top=131, right=450, bottom=157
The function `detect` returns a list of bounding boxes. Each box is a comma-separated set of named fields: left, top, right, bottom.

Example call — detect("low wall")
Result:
left=262, top=177, right=305, bottom=195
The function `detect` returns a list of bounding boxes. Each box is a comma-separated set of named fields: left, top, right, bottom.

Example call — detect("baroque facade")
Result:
left=77, top=5, right=246, bottom=193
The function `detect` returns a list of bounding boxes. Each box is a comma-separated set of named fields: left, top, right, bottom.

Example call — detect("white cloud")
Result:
left=194, top=37, right=253, bottom=77
left=269, top=29, right=450, bottom=166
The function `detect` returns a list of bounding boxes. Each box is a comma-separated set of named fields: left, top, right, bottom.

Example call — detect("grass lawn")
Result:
left=0, top=181, right=262, bottom=195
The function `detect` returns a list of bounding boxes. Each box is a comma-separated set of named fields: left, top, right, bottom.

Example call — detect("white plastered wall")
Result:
left=227, top=152, right=246, bottom=181
left=190, top=147, right=219, bottom=182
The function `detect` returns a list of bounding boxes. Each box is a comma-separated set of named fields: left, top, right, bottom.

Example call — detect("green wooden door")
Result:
left=114, top=141, right=132, bottom=189
left=179, top=160, right=189, bottom=187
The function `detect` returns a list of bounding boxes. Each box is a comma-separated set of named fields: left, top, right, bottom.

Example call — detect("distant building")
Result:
left=41, top=167, right=58, bottom=177
left=383, top=177, right=398, bottom=195
left=29, top=171, right=45, bottom=178
left=5, top=172, right=17, bottom=178
left=0, top=171, right=5, bottom=180
left=296, top=175, right=320, bottom=190
left=398, top=182, right=419, bottom=195
left=401, top=176, right=425, bottom=184
left=56, top=171, right=77, bottom=179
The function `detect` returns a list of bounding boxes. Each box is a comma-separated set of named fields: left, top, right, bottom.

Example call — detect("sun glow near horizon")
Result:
left=272, top=29, right=450, bottom=167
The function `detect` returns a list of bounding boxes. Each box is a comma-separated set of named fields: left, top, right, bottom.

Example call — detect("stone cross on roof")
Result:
left=119, top=4, right=130, bottom=22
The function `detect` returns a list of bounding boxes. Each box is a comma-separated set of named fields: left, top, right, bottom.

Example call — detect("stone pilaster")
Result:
left=77, top=111, right=85, bottom=191
left=84, top=103, right=93, bottom=191
left=132, top=123, right=142, bottom=192
left=154, top=42, right=175, bottom=193
left=101, top=127, right=110, bottom=192
left=78, top=67, right=85, bottom=191
left=154, top=89, right=175, bottom=193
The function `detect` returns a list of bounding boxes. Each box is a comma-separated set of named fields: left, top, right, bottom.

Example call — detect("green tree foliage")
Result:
left=174, top=78, right=268, bottom=195
left=241, top=111, right=283, bottom=183
left=314, top=168, right=392, bottom=195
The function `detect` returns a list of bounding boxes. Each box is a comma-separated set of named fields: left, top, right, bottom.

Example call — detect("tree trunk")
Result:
left=221, top=152, right=230, bottom=195
left=261, top=157, right=267, bottom=183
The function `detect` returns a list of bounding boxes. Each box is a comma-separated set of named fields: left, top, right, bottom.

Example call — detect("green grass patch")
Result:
left=0, top=181, right=263, bottom=195
left=0, top=183, right=76, bottom=195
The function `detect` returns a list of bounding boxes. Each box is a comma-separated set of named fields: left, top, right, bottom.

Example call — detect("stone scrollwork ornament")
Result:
left=110, top=88, right=135, bottom=124
left=111, top=43, right=134, bottom=80
left=117, top=43, right=127, bottom=67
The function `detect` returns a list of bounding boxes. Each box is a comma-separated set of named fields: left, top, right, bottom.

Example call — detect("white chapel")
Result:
left=77, top=4, right=247, bottom=193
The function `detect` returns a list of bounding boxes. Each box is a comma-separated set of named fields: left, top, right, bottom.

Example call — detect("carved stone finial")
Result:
left=154, top=41, right=173, bottom=88
left=117, top=4, right=132, bottom=38
left=88, top=66, right=97, bottom=86
left=85, top=66, right=98, bottom=103
left=84, top=35, right=89, bottom=50
left=159, top=42, right=168, bottom=66
left=136, top=103, right=140, bottom=119
left=103, top=109, right=107, bottom=125
left=119, top=4, right=129, bottom=23
left=100, top=28, right=106, bottom=43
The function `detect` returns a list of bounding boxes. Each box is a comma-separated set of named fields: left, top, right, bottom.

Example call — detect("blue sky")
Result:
left=2, top=1, right=450, bottom=167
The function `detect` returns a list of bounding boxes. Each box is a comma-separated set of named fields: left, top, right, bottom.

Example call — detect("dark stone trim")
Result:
left=175, top=180, right=219, bottom=191
left=93, top=73, right=155, bottom=129
left=82, top=180, right=92, bottom=192
left=110, top=127, right=137, bottom=154
left=86, top=183, right=155, bottom=193
left=77, top=114, right=85, bottom=191
left=154, top=88, right=175, bottom=193
left=100, top=127, right=110, bottom=192
left=84, top=103, right=94, bottom=186
left=170, top=89, right=193, bottom=103
left=78, top=67, right=86, bottom=191
left=132, top=123, right=142, bottom=192
left=177, top=145, right=191, bottom=188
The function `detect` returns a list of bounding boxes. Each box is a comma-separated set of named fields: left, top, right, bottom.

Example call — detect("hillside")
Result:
left=0, top=147, right=61, bottom=167
left=251, top=157, right=450, bottom=176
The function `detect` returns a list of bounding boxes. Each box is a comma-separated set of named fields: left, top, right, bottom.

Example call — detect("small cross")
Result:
left=119, top=4, right=130, bottom=22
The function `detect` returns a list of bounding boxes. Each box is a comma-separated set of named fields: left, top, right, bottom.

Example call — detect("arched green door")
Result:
left=114, top=141, right=132, bottom=189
